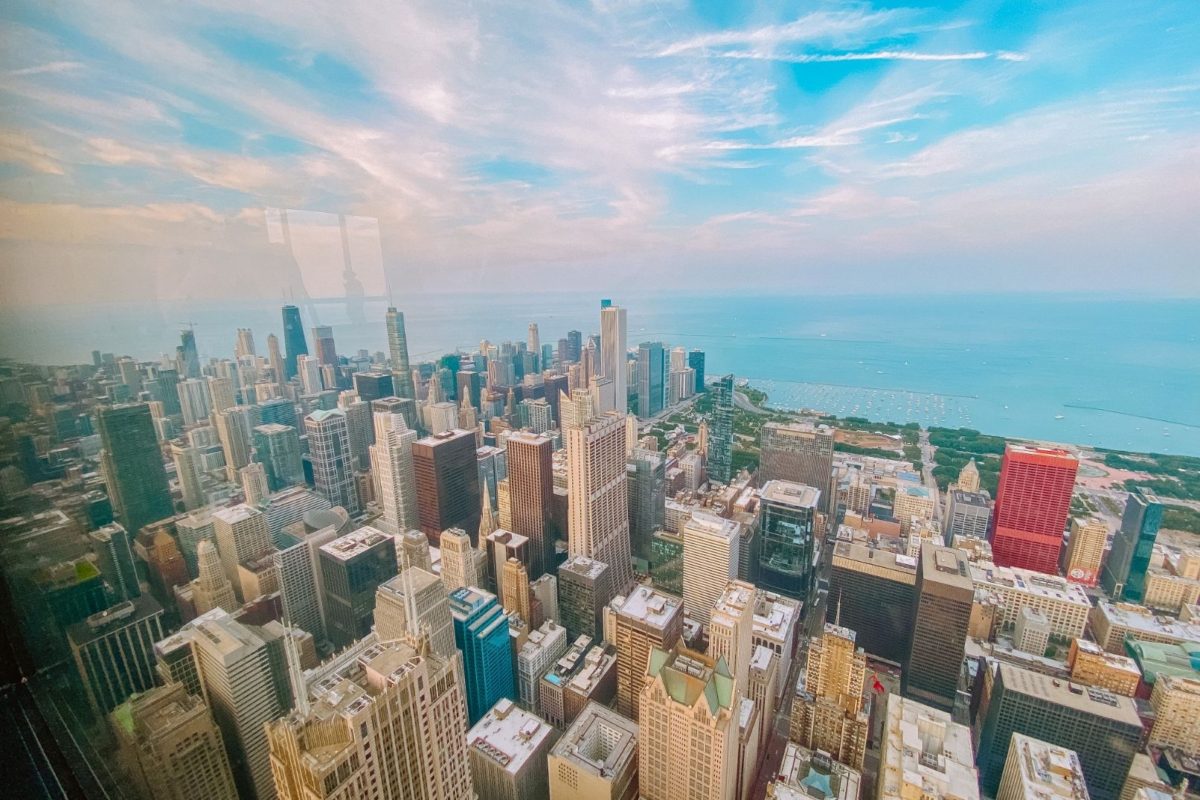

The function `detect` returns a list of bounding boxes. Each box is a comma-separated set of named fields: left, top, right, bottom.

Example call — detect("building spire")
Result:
left=479, top=489, right=498, bottom=540
left=283, top=618, right=310, bottom=717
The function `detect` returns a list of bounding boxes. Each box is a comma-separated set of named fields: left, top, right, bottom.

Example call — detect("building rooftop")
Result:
left=211, top=503, right=259, bottom=525
left=559, top=555, right=609, bottom=581
left=1006, top=733, right=1089, bottom=800
left=467, top=699, right=554, bottom=775
left=1097, top=601, right=1200, bottom=641
left=750, top=645, right=775, bottom=673
left=306, top=408, right=345, bottom=423
left=879, top=694, right=978, bottom=800
left=971, top=563, right=1091, bottom=606
left=753, top=591, right=802, bottom=642
left=1071, top=639, right=1142, bottom=678
left=647, top=646, right=734, bottom=716
left=996, top=662, right=1142, bottom=726
left=759, top=480, right=821, bottom=509
left=611, top=584, right=682, bottom=631
left=921, top=543, right=974, bottom=590
left=770, top=742, right=861, bottom=800
left=549, top=701, right=637, bottom=781
left=253, top=422, right=294, bottom=435
left=950, top=489, right=991, bottom=507
left=319, top=525, right=392, bottom=562
left=68, top=595, right=163, bottom=644
left=832, top=541, right=919, bottom=580
left=1125, top=639, right=1200, bottom=684
left=683, top=510, right=742, bottom=541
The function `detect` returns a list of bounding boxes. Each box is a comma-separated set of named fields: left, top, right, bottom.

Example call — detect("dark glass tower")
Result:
left=688, top=349, right=705, bottom=392
left=903, top=543, right=972, bottom=711
left=97, top=403, right=173, bottom=535
left=706, top=374, right=734, bottom=483
left=281, top=304, right=307, bottom=380
left=636, top=342, right=666, bottom=418
left=758, top=480, right=819, bottom=601
left=385, top=307, right=415, bottom=399
left=1101, top=487, right=1163, bottom=602
left=178, top=327, right=200, bottom=378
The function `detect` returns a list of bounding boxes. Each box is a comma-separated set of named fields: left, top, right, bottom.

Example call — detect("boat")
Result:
left=1054, top=414, right=1065, bottom=420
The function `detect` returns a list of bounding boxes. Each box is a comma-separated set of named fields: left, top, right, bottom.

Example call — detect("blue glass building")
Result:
left=1102, top=487, right=1163, bottom=602
left=281, top=304, right=308, bottom=380
left=688, top=349, right=705, bottom=393
left=450, top=587, right=516, bottom=723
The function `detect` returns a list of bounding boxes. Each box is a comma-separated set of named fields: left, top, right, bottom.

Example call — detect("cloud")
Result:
left=657, top=8, right=904, bottom=57
left=714, top=50, right=1008, bottom=63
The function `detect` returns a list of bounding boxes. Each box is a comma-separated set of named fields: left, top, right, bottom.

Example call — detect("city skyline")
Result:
left=2, top=1, right=1199, bottom=305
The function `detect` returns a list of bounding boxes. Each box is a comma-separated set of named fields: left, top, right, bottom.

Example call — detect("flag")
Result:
left=872, top=673, right=885, bottom=694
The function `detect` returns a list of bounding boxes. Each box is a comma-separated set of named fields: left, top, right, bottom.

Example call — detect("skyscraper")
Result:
left=605, top=585, right=683, bottom=721
left=566, top=412, right=633, bottom=591
left=688, top=349, right=705, bottom=393
left=1102, top=487, right=1163, bottom=602
left=903, top=543, right=973, bottom=710
left=681, top=511, right=742, bottom=625
left=253, top=423, right=304, bottom=491
left=759, top=422, right=835, bottom=513
left=413, top=428, right=481, bottom=543
left=98, top=403, right=173, bottom=536
left=90, top=522, right=140, bottom=602
left=636, top=341, right=666, bottom=418
left=467, top=699, right=558, bottom=800
left=385, top=306, right=415, bottom=399
left=547, top=701, right=639, bottom=800
left=267, top=633, right=473, bottom=800
left=310, top=324, right=337, bottom=367
left=627, top=448, right=666, bottom=560
left=1064, top=516, right=1108, bottom=587
left=600, top=304, right=627, bottom=413
left=318, top=525, right=398, bottom=648
left=990, top=444, right=1079, bottom=574
left=235, top=327, right=256, bottom=359
left=192, top=539, right=238, bottom=614
left=211, top=504, right=273, bottom=602
left=789, top=621, right=869, bottom=770
left=827, top=541, right=918, bottom=663
left=374, top=567, right=456, bottom=658
left=305, top=408, right=359, bottom=514
left=757, top=480, right=820, bottom=602
left=280, top=304, right=307, bottom=380
left=451, top=586, right=517, bottom=723
left=706, top=374, right=734, bottom=484
left=68, top=595, right=165, bottom=713
left=502, top=431, right=554, bottom=580
left=440, top=527, right=482, bottom=591
left=179, top=326, right=200, bottom=379
left=709, top=581, right=757, bottom=692
left=638, top=644, right=737, bottom=800
left=215, top=405, right=257, bottom=481
left=369, top=410, right=419, bottom=536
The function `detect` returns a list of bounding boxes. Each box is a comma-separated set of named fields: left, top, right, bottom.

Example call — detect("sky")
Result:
left=1, top=0, right=1198, bottom=305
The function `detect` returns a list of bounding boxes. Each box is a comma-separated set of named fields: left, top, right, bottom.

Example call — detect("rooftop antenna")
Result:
left=282, top=615, right=310, bottom=716
left=835, top=589, right=843, bottom=628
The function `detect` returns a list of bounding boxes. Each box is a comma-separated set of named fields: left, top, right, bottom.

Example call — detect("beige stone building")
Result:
left=788, top=623, right=868, bottom=770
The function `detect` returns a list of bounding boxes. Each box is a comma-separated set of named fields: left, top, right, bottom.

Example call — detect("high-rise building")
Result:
left=759, top=422, right=835, bottom=513
left=280, top=304, right=307, bottom=380
left=241, top=461, right=270, bottom=506
left=318, top=525, right=398, bottom=648
left=369, top=410, right=419, bottom=536
left=98, top=403, right=173, bottom=536
left=559, top=556, right=613, bottom=640
left=211, top=504, right=273, bottom=602
left=757, top=480, right=820, bottom=602
left=305, top=408, right=360, bottom=514
left=179, top=326, right=201, bottom=379
left=1148, top=675, right=1200, bottom=754
left=627, top=448, right=666, bottom=560
left=272, top=522, right=339, bottom=640
left=706, top=374, right=734, bottom=484
left=639, top=644, right=737, bottom=800
left=451, top=586, right=517, bottom=723
left=975, top=661, right=1143, bottom=800
left=687, top=349, right=705, bottom=393
left=1103, top=487, right=1164, bottom=602
left=996, top=734, right=1086, bottom=800
left=253, top=423, right=304, bottom=491
left=828, top=541, right=917, bottom=662
left=177, top=378, right=211, bottom=426
left=295, top=353, right=323, bottom=395
left=90, top=522, right=140, bottom=602
left=548, top=701, right=639, bottom=800
left=374, top=567, right=456, bottom=659
left=945, top=489, right=993, bottom=541
left=385, top=307, right=415, bottom=400
left=69, top=595, right=165, bottom=713
left=789, top=622, right=869, bottom=770
left=516, top=620, right=570, bottom=710
left=877, top=694, right=979, bottom=800
left=503, top=431, right=555, bottom=579
left=235, top=327, right=256, bottom=359
left=467, top=698, right=558, bottom=800
left=600, top=305, right=628, bottom=413
left=605, top=585, right=683, bottom=721
left=681, top=511, right=742, bottom=625
left=440, top=527, right=482, bottom=591
left=413, top=429, right=481, bottom=544
left=904, top=543, right=973, bottom=711
left=172, top=441, right=206, bottom=511
left=566, top=412, right=633, bottom=591
left=990, top=444, right=1079, bottom=574
left=352, top=371, right=394, bottom=402
left=310, top=324, right=337, bottom=367
left=635, top=342, right=666, bottom=418
left=112, top=682, right=239, bottom=800
left=1063, top=517, right=1108, bottom=587
left=214, top=405, right=257, bottom=481
left=267, top=633, right=472, bottom=800
left=709, top=581, right=756, bottom=692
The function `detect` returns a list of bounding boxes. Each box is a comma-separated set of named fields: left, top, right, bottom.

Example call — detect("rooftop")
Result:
left=559, top=555, right=610, bottom=581
left=467, top=699, right=555, bottom=774
left=211, top=503, right=259, bottom=525
left=1125, top=639, right=1200, bottom=684
left=971, top=563, right=1091, bottom=605
left=611, top=584, right=682, bottom=630
left=996, top=662, right=1142, bottom=726
left=647, top=645, right=735, bottom=716
left=1007, top=733, right=1089, bottom=800
left=771, top=742, right=861, bottom=800
left=753, top=591, right=802, bottom=642
left=550, top=702, right=637, bottom=780
left=759, top=480, right=821, bottom=509
left=1097, top=601, right=1200, bottom=640
left=683, top=510, right=742, bottom=541
left=950, top=489, right=992, bottom=507
left=879, top=694, right=978, bottom=800
left=832, top=541, right=919, bottom=581
left=319, top=525, right=392, bottom=562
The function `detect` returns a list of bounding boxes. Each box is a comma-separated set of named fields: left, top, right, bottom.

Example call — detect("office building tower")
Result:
left=369, top=410, right=418, bottom=536
left=352, top=370, right=393, bottom=403
left=635, top=342, right=666, bottom=418
left=990, top=444, right=1079, bottom=574
left=272, top=524, right=339, bottom=641
left=240, top=461, right=269, bottom=506
left=559, top=556, right=613, bottom=640
left=413, top=429, right=481, bottom=543
left=997, top=734, right=1087, bottom=800
left=118, top=355, right=143, bottom=394
left=385, top=307, right=415, bottom=399
left=526, top=322, right=540, bottom=361
left=440, top=527, right=481, bottom=591
left=752, top=592, right=801, bottom=689
left=707, top=374, right=734, bottom=484
left=687, top=349, right=705, bottom=393
left=397, top=530, right=433, bottom=574
left=451, top=586, right=517, bottom=723
left=281, top=304, right=307, bottom=380
left=758, top=480, right=820, bottom=602
left=258, top=397, right=300, bottom=430
left=566, top=412, right=633, bottom=591
left=904, top=543, right=973, bottom=710
left=976, top=661, right=1142, bottom=800
left=501, top=557, right=536, bottom=624
left=878, top=695, right=979, bottom=800
left=267, top=633, right=472, bottom=800
left=112, top=682, right=239, bottom=800
left=748, top=646, right=778, bottom=750
left=207, top=375, right=236, bottom=413
left=790, top=622, right=869, bottom=770
left=176, top=510, right=215, bottom=576
left=318, top=525, right=397, bottom=648
left=310, top=325, right=337, bottom=367
left=970, top=562, right=1090, bottom=639
left=69, top=595, right=165, bottom=713
left=564, top=329, right=582, bottom=363
left=295, top=353, right=322, bottom=395
left=1063, top=517, right=1108, bottom=587
left=539, top=636, right=618, bottom=729
left=502, top=431, right=554, bottom=579
left=548, top=701, right=638, bottom=800
left=605, top=585, right=683, bottom=721
left=768, top=743, right=860, bottom=800
left=253, top=423, right=304, bottom=491
left=467, top=699, right=558, bottom=800
left=212, top=504, right=273, bottom=601
left=759, top=422, right=835, bottom=512
left=193, top=539, right=238, bottom=614
left=1066, top=639, right=1140, bottom=696
left=827, top=541, right=918, bottom=662
left=945, top=489, right=993, bottom=541
left=98, top=403, right=173, bottom=536
left=627, top=448, right=666, bottom=560
left=266, top=332, right=285, bottom=383
left=600, top=305, right=628, bottom=412
left=1103, top=487, right=1164, bottom=602
left=214, top=405, right=256, bottom=481
left=517, top=620, right=570, bottom=709
left=179, top=326, right=201, bottom=379
left=681, top=512, right=742, bottom=625
left=235, top=327, right=256, bottom=359
left=710, top=581, right=756, bottom=692
left=374, top=568, right=456, bottom=658
left=337, top=393, right=372, bottom=470
left=90, top=522, right=140, bottom=602
left=305, top=409, right=359, bottom=514
left=639, top=644, right=737, bottom=800
left=1013, top=606, right=1051, bottom=655
left=1148, top=676, right=1200, bottom=753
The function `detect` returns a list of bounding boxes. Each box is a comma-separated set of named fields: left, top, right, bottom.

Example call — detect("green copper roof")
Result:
left=1126, top=639, right=1200, bottom=683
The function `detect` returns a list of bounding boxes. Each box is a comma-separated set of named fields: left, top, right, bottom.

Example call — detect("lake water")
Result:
left=2, top=292, right=1197, bottom=456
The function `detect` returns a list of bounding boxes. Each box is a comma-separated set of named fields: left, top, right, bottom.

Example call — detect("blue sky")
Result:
left=0, top=0, right=1198, bottom=303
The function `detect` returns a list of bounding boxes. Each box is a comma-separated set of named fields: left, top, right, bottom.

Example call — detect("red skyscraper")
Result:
left=990, top=444, right=1079, bottom=573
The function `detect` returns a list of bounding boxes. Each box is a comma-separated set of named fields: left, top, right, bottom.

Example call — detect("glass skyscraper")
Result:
left=1102, top=486, right=1163, bottom=602
left=450, top=587, right=516, bottom=723
left=385, top=306, right=415, bottom=399
left=706, top=374, right=734, bottom=483
left=758, top=480, right=819, bottom=601
left=636, top=341, right=666, bottom=418
left=281, top=304, right=307, bottom=380
left=97, top=403, right=173, bottom=536
left=688, top=349, right=705, bottom=393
